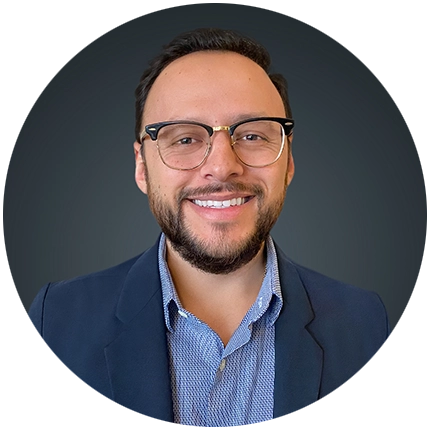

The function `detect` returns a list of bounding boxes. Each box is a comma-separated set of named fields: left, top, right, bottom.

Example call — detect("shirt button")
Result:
left=178, top=310, right=188, bottom=318
left=219, top=359, right=226, bottom=372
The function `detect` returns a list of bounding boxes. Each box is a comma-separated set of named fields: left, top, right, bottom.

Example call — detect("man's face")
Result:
left=134, top=51, right=294, bottom=274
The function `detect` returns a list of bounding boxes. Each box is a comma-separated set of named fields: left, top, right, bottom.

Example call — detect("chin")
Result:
left=166, top=222, right=267, bottom=275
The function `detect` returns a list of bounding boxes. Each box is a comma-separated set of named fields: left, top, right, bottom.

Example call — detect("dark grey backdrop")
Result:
left=3, top=4, right=426, bottom=329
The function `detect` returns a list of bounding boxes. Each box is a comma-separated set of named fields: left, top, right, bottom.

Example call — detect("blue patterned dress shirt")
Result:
left=158, top=234, right=283, bottom=426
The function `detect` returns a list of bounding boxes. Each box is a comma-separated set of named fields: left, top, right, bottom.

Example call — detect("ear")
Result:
left=286, top=135, right=295, bottom=187
left=133, top=141, right=148, bottom=195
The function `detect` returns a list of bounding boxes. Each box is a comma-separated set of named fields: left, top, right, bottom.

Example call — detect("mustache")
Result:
left=177, top=182, right=265, bottom=202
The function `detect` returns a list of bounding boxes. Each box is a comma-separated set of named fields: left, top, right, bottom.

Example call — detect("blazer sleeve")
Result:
left=28, top=283, right=51, bottom=336
left=375, top=291, right=391, bottom=338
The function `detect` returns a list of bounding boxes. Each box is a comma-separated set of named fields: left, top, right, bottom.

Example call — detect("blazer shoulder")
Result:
left=275, top=244, right=385, bottom=309
left=39, top=252, right=142, bottom=298
left=290, top=260, right=390, bottom=344
left=293, top=262, right=386, bottom=312
left=28, top=252, right=143, bottom=336
left=56, top=253, right=142, bottom=286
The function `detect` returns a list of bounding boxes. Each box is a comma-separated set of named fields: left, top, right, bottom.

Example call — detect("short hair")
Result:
left=134, top=28, right=292, bottom=141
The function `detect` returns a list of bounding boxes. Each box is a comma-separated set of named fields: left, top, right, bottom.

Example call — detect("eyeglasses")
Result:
left=139, top=117, right=294, bottom=170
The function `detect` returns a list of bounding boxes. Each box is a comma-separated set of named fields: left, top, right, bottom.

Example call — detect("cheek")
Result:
left=265, top=160, right=290, bottom=194
left=146, top=162, right=191, bottom=202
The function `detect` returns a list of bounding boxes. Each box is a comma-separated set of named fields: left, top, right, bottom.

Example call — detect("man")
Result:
left=29, top=28, right=390, bottom=426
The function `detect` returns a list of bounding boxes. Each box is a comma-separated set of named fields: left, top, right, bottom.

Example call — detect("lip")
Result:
left=186, top=193, right=253, bottom=201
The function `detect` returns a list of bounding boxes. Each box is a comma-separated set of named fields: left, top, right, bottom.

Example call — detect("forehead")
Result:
left=143, top=51, right=285, bottom=124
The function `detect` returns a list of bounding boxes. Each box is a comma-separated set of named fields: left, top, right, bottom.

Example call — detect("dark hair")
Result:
left=134, top=28, right=292, bottom=141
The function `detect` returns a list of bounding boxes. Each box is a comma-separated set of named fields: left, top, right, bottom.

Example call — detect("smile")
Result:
left=192, top=197, right=252, bottom=208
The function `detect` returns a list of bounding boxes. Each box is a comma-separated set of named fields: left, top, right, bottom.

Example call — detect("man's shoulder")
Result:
left=294, top=261, right=380, bottom=302
left=41, top=238, right=160, bottom=296
left=48, top=253, right=142, bottom=293
left=279, top=254, right=390, bottom=344
left=34, top=254, right=142, bottom=309
left=275, top=246, right=389, bottom=333
left=275, top=245, right=385, bottom=311
left=28, top=242, right=160, bottom=333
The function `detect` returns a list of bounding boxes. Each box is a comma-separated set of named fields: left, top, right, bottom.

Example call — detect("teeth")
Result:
left=193, top=197, right=247, bottom=208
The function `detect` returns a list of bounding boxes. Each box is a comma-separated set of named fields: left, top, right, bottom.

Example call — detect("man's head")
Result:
left=133, top=28, right=295, bottom=274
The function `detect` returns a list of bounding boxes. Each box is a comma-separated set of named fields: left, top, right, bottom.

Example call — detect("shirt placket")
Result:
left=206, top=312, right=258, bottom=426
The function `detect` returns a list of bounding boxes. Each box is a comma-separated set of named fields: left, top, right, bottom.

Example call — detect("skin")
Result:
left=133, top=51, right=294, bottom=344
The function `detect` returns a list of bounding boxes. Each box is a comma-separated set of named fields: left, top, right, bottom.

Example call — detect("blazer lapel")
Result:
left=274, top=246, right=323, bottom=417
left=104, top=241, right=174, bottom=422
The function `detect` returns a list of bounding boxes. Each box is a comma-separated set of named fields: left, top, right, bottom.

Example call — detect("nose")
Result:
left=199, top=130, right=244, bottom=181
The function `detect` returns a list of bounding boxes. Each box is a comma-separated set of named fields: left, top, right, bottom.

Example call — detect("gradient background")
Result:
left=3, top=3, right=426, bottom=332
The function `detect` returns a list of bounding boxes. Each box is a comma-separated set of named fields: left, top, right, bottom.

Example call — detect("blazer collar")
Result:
left=115, top=238, right=162, bottom=324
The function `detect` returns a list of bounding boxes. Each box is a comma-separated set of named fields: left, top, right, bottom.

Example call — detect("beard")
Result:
left=146, top=177, right=286, bottom=275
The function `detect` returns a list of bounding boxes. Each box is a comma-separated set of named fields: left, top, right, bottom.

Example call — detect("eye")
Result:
left=175, top=137, right=195, bottom=145
left=169, top=133, right=204, bottom=147
left=235, top=133, right=267, bottom=144
left=243, top=134, right=264, bottom=141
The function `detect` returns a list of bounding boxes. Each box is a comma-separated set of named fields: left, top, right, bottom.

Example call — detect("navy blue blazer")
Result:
left=29, top=239, right=390, bottom=421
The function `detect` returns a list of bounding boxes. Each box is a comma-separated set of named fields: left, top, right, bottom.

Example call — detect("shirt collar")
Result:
left=248, top=235, right=283, bottom=327
left=158, top=233, right=283, bottom=333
